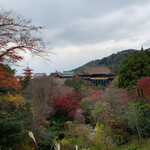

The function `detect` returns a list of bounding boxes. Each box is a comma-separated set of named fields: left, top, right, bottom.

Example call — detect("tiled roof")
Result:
left=62, top=71, right=74, bottom=76
left=34, top=73, right=46, bottom=77
left=49, top=72, right=61, bottom=77
left=23, top=67, right=33, bottom=71
left=83, top=65, right=112, bottom=75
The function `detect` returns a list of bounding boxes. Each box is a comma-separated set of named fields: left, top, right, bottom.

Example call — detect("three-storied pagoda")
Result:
left=23, top=63, right=33, bottom=77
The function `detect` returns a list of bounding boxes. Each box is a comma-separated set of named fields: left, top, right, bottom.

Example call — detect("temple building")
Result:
left=34, top=73, right=46, bottom=78
left=23, top=64, right=33, bottom=77
left=61, top=71, right=74, bottom=79
left=49, top=71, right=62, bottom=78
left=78, top=65, right=115, bottom=86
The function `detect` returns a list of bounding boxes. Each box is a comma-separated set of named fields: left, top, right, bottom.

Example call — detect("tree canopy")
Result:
left=118, top=49, right=150, bottom=89
left=0, top=9, right=46, bottom=63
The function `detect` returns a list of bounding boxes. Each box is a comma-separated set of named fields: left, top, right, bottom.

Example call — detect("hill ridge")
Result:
left=73, top=48, right=150, bottom=73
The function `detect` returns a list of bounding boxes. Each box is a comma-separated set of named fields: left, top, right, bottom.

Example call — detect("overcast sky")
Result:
left=1, top=0, right=150, bottom=75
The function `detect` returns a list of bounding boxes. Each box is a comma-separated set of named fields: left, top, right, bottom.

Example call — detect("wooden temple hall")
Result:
left=78, top=66, right=115, bottom=86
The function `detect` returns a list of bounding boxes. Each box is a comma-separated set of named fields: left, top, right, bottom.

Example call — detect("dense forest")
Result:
left=0, top=9, right=150, bottom=150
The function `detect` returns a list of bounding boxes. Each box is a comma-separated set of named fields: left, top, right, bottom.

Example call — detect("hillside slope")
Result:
left=73, top=49, right=135, bottom=73
left=73, top=48, right=150, bottom=73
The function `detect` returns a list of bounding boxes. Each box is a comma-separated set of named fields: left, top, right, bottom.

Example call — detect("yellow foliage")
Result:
left=4, top=93, right=26, bottom=109
left=92, top=101, right=110, bottom=115
left=60, top=138, right=72, bottom=146
left=60, top=138, right=75, bottom=150
left=94, top=123, right=116, bottom=150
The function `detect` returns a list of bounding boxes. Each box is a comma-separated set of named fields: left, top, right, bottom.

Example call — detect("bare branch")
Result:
left=0, top=9, right=49, bottom=63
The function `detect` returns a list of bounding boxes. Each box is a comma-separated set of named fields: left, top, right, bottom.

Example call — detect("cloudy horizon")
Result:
left=1, top=0, right=150, bottom=75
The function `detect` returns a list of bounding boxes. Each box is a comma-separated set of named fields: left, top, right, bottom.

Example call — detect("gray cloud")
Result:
left=1, top=0, right=150, bottom=74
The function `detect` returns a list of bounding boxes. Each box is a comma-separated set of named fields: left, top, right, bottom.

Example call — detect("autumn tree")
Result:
left=23, top=76, right=73, bottom=123
left=135, top=77, right=150, bottom=98
left=118, top=49, right=150, bottom=89
left=0, top=9, right=48, bottom=93
left=0, top=9, right=47, bottom=63
left=0, top=63, right=21, bottom=94
left=50, top=93, right=81, bottom=121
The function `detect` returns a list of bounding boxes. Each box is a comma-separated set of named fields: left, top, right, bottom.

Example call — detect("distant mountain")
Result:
left=73, top=48, right=150, bottom=74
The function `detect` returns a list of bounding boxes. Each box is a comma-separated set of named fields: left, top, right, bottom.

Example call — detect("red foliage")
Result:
left=135, top=77, right=150, bottom=99
left=86, top=90, right=102, bottom=101
left=136, top=77, right=150, bottom=90
left=76, top=76, right=81, bottom=80
left=108, top=118, right=127, bottom=140
left=0, top=65, right=21, bottom=90
left=51, top=93, right=81, bottom=118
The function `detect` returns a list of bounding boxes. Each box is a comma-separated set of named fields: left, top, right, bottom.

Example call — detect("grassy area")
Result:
left=111, top=138, right=150, bottom=150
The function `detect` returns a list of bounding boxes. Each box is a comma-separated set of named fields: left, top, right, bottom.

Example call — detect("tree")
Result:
left=135, top=77, right=150, bottom=98
left=0, top=93, right=33, bottom=149
left=65, top=76, right=88, bottom=93
left=126, top=98, right=150, bottom=140
left=50, top=93, right=81, bottom=121
left=21, top=76, right=31, bottom=89
left=23, top=76, right=73, bottom=124
left=0, top=64, right=21, bottom=94
left=0, top=9, right=47, bottom=63
left=94, top=123, right=116, bottom=150
left=118, top=49, right=150, bottom=89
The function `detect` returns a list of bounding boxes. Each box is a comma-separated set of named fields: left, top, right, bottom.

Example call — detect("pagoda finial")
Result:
left=27, top=61, right=29, bottom=67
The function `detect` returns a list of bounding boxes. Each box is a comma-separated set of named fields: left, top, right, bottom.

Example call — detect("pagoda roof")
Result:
left=23, top=67, right=33, bottom=71
left=23, top=72, right=33, bottom=74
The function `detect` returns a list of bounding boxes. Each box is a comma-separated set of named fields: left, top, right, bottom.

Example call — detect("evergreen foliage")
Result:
left=0, top=94, right=33, bottom=149
left=118, top=50, right=150, bottom=89
left=21, top=76, right=31, bottom=89
left=65, top=76, right=88, bottom=93
left=126, top=98, right=150, bottom=140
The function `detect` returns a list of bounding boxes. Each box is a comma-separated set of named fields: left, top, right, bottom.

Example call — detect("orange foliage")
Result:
left=0, top=65, right=21, bottom=90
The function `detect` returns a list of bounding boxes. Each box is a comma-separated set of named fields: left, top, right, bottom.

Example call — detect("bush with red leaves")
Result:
left=51, top=93, right=81, bottom=119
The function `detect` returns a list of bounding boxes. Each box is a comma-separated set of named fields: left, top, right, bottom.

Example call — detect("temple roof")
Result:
left=62, top=71, right=74, bottom=77
left=34, top=73, right=46, bottom=78
left=82, top=65, right=113, bottom=75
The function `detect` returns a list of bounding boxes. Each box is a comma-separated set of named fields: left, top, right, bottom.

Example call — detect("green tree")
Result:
left=118, top=49, right=150, bottom=89
left=81, top=99, right=95, bottom=124
left=21, top=76, right=31, bottom=89
left=65, top=76, right=88, bottom=93
left=0, top=63, right=15, bottom=74
left=0, top=94, right=33, bottom=149
left=94, top=123, right=116, bottom=150
left=126, top=98, right=150, bottom=140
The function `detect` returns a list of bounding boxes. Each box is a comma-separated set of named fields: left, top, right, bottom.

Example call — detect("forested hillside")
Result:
left=74, top=48, right=150, bottom=73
